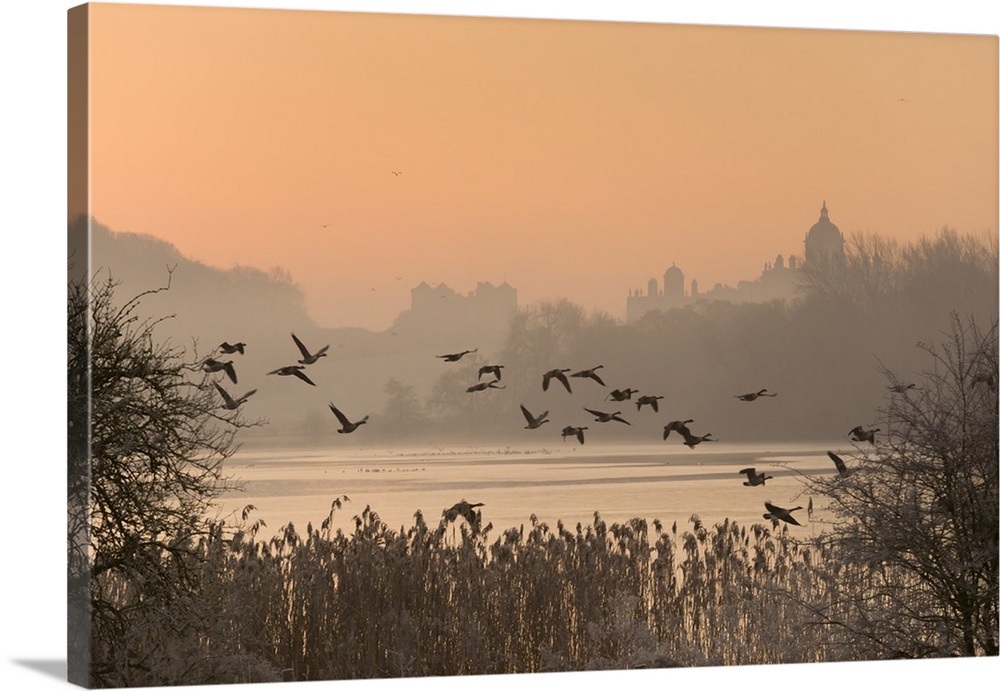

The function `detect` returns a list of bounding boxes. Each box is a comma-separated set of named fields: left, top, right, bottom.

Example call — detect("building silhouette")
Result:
left=392, top=280, right=518, bottom=340
left=626, top=201, right=844, bottom=322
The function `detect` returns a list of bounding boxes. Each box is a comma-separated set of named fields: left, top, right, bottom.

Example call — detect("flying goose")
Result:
left=437, top=348, right=477, bottom=362
left=444, top=499, right=483, bottom=524
left=291, top=333, right=330, bottom=365
left=583, top=408, right=631, bottom=425
left=213, top=382, right=257, bottom=410
left=570, top=365, right=606, bottom=386
left=681, top=430, right=716, bottom=448
left=219, top=341, right=246, bottom=355
left=542, top=368, right=573, bottom=393
left=606, top=388, right=639, bottom=402
left=763, top=501, right=803, bottom=526
left=663, top=419, right=694, bottom=440
left=736, top=389, right=777, bottom=401
left=478, top=364, right=505, bottom=381
left=827, top=450, right=854, bottom=477
left=520, top=404, right=550, bottom=429
left=328, top=402, right=369, bottom=433
left=888, top=383, right=917, bottom=394
left=267, top=365, right=316, bottom=386
left=560, top=425, right=588, bottom=444
left=636, top=394, right=665, bottom=412
left=202, top=357, right=238, bottom=384
left=467, top=380, right=505, bottom=393
left=848, top=425, right=879, bottom=445
left=739, top=467, right=772, bottom=486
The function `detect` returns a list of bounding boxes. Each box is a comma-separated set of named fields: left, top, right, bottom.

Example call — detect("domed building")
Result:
left=804, top=201, right=845, bottom=265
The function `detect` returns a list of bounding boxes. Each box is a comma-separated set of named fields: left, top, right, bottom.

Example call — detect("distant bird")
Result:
left=736, top=389, right=777, bottom=401
left=328, top=402, right=369, bottom=433
left=542, top=368, right=573, bottom=393
left=443, top=499, right=483, bottom=525
left=202, top=357, right=238, bottom=384
left=291, top=333, right=330, bottom=365
left=739, top=467, right=772, bottom=487
left=763, top=501, right=803, bottom=527
left=973, top=372, right=997, bottom=391
left=888, top=383, right=917, bottom=394
left=807, top=497, right=814, bottom=520
left=570, top=365, right=606, bottom=386
left=849, top=425, right=880, bottom=445
left=681, top=431, right=717, bottom=448
left=636, top=394, right=665, bottom=412
left=478, top=364, right=505, bottom=381
left=219, top=341, right=246, bottom=355
left=467, top=380, right=505, bottom=393
left=438, top=348, right=477, bottom=362
left=561, top=425, right=588, bottom=444
left=520, top=404, right=550, bottom=429
left=583, top=408, right=631, bottom=425
left=606, top=388, right=639, bottom=402
left=267, top=365, right=316, bottom=386
left=391, top=171, right=403, bottom=176
left=663, top=419, right=694, bottom=440
left=213, top=382, right=257, bottom=410
left=827, top=450, right=854, bottom=478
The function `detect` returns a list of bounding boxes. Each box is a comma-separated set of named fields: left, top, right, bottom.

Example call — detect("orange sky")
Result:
left=86, top=3, right=998, bottom=330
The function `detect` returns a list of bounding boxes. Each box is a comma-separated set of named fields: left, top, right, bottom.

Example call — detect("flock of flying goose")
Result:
left=202, top=337, right=887, bottom=529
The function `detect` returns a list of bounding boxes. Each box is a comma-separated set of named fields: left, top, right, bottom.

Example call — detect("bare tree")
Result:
left=802, top=315, right=998, bottom=659
left=68, top=270, right=262, bottom=686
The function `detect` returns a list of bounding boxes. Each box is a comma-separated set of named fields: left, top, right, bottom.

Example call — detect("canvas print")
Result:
left=67, top=3, right=999, bottom=688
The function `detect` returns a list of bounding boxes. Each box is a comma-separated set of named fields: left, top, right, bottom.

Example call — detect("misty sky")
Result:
left=84, top=3, right=998, bottom=331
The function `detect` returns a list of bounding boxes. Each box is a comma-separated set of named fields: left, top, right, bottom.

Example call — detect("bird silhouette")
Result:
left=219, top=341, right=246, bottom=355
left=202, top=357, right=238, bottom=384
left=827, top=450, right=856, bottom=478
left=391, top=171, right=403, bottom=176
left=636, top=394, right=664, bottom=412
left=328, top=402, right=369, bottom=433
left=213, top=382, right=256, bottom=410
left=849, top=425, right=879, bottom=445
left=560, top=425, right=588, bottom=444
left=663, top=419, right=694, bottom=440
left=570, top=365, right=606, bottom=386
left=267, top=365, right=316, bottom=386
left=736, top=389, right=777, bottom=401
left=467, top=380, right=505, bottom=393
left=681, top=430, right=716, bottom=448
left=583, top=408, right=630, bottom=425
left=739, top=467, right=772, bottom=486
left=888, top=383, right=917, bottom=394
left=606, top=388, right=639, bottom=402
left=443, top=499, right=483, bottom=525
left=438, top=348, right=477, bottom=362
left=478, top=364, right=505, bottom=381
left=763, top=501, right=803, bottom=526
left=291, top=333, right=329, bottom=365
left=520, top=404, right=550, bottom=429
left=542, top=368, right=573, bottom=393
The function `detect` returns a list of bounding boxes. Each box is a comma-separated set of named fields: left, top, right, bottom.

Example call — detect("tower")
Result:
left=804, top=201, right=845, bottom=266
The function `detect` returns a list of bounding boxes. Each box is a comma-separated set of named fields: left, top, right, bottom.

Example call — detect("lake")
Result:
left=216, top=440, right=847, bottom=539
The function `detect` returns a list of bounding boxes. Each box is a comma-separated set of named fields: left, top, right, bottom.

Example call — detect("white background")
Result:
left=2, top=2, right=997, bottom=690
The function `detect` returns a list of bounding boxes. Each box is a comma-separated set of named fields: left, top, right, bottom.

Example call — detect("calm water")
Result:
left=216, top=440, right=846, bottom=539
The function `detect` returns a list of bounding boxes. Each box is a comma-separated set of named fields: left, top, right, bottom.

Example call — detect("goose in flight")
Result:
left=888, top=383, right=917, bottom=394
left=520, top=404, right=550, bottom=429
left=570, top=365, right=606, bottom=386
left=267, top=365, right=316, bottom=386
left=636, top=394, right=665, bottom=412
left=583, top=408, right=631, bottom=425
left=848, top=425, right=879, bottom=445
left=663, top=419, right=694, bottom=440
left=606, top=388, right=639, bottom=402
left=478, top=364, right=505, bottom=381
left=763, top=501, right=803, bottom=526
left=219, top=341, right=246, bottom=355
left=328, top=402, right=369, bottom=433
left=202, top=357, right=238, bottom=384
left=391, top=170, right=403, bottom=176
left=467, top=380, right=505, bottom=393
left=291, top=333, right=330, bottom=365
left=561, top=425, right=588, bottom=444
left=739, top=467, right=772, bottom=487
left=827, top=450, right=854, bottom=478
left=681, top=430, right=716, bottom=448
left=437, top=348, right=477, bottom=362
left=213, top=382, right=257, bottom=410
left=736, top=389, right=777, bottom=402
left=444, top=499, right=483, bottom=524
left=542, top=368, right=573, bottom=393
